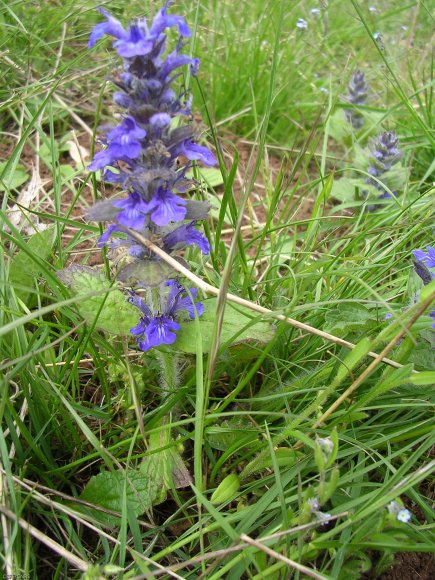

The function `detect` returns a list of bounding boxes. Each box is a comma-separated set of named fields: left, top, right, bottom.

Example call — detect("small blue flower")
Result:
left=172, top=139, right=217, bottom=166
left=413, top=246, right=435, bottom=269
left=88, top=8, right=128, bottom=48
left=296, top=18, right=308, bottom=30
left=164, top=221, right=211, bottom=254
left=387, top=501, right=411, bottom=523
left=397, top=509, right=411, bottom=523
left=112, top=192, right=151, bottom=230
left=88, top=117, right=146, bottom=171
left=89, top=2, right=191, bottom=56
left=113, top=23, right=154, bottom=58
left=129, top=280, right=204, bottom=351
left=148, top=187, right=187, bottom=226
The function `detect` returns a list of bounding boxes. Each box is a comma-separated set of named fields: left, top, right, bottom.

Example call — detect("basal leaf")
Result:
left=172, top=298, right=275, bottom=354
left=57, top=265, right=138, bottom=335
left=79, top=436, right=191, bottom=526
left=324, top=303, right=373, bottom=336
left=330, top=178, right=358, bottom=202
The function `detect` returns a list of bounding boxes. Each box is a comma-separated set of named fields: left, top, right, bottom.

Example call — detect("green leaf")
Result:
left=328, top=110, right=352, bottom=144
left=409, top=371, right=435, bottom=385
left=211, top=474, right=240, bottom=504
left=334, top=337, right=371, bottom=385
left=324, top=303, right=373, bottom=336
left=382, top=164, right=409, bottom=191
left=187, top=167, right=224, bottom=188
left=172, top=298, right=275, bottom=354
left=206, top=417, right=258, bottom=451
left=409, top=342, right=435, bottom=371
left=9, top=227, right=55, bottom=303
left=79, top=435, right=191, bottom=525
left=57, top=265, right=139, bottom=335
left=330, top=178, right=358, bottom=202
left=0, top=162, right=29, bottom=191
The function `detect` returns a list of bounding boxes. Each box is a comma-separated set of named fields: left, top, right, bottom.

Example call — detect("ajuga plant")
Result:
left=344, top=70, right=368, bottom=129
left=364, top=130, right=403, bottom=207
left=84, top=2, right=217, bottom=360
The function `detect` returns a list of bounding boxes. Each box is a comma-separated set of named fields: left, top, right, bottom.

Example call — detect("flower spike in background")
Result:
left=344, top=70, right=368, bottom=129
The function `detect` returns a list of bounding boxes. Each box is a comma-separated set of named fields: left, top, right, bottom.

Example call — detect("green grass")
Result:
left=1, top=0, right=434, bottom=578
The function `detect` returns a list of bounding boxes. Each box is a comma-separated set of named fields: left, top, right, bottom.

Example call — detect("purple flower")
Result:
left=88, top=117, right=146, bottom=171
left=113, top=192, right=151, bottom=230
left=89, top=2, right=191, bottom=58
left=159, top=51, right=200, bottom=82
left=113, top=24, right=154, bottom=58
left=413, top=246, right=435, bottom=269
left=88, top=8, right=127, bottom=48
left=164, top=222, right=211, bottom=254
left=149, top=2, right=191, bottom=38
left=173, top=139, right=217, bottom=166
left=148, top=187, right=187, bottom=226
left=129, top=280, right=204, bottom=351
left=165, top=279, right=204, bottom=319
left=368, top=132, right=402, bottom=178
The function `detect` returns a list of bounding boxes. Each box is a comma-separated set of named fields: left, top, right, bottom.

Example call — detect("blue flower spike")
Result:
left=87, top=2, right=213, bottom=351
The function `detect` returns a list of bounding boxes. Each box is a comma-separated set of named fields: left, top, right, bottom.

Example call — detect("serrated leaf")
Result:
left=409, top=342, right=435, bottom=371
left=0, top=162, right=29, bottom=191
left=9, top=227, right=55, bottom=303
left=57, top=265, right=139, bottom=335
left=79, top=436, right=190, bottom=526
left=206, top=417, right=257, bottom=451
left=324, top=303, right=373, bottom=336
left=79, top=468, right=155, bottom=523
left=172, top=298, right=275, bottom=354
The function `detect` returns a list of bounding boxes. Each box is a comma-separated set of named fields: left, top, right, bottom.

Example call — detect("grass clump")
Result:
left=1, top=1, right=434, bottom=578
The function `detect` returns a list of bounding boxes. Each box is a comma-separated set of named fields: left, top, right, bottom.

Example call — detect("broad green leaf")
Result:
left=9, top=227, right=55, bottom=303
left=57, top=265, right=138, bottom=335
left=0, top=162, right=29, bottom=191
left=173, top=298, right=275, bottom=354
left=324, top=303, right=373, bottom=336
left=330, top=178, right=357, bottom=202
left=410, top=342, right=435, bottom=371
left=206, top=417, right=258, bottom=451
left=79, top=435, right=191, bottom=525
left=328, top=110, right=352, bottom=144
